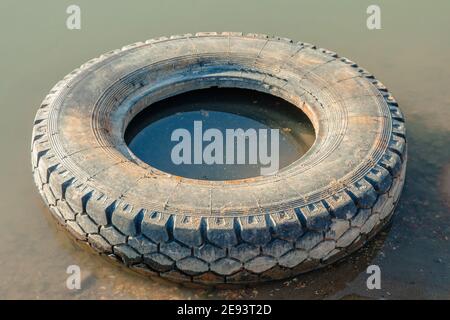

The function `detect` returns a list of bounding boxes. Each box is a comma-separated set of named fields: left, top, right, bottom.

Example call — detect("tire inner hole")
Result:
left=124, top=87, right=315, bottom=180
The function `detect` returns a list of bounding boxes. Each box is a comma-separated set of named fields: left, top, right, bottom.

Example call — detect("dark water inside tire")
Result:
left=125, top=88, right=315, bottom=180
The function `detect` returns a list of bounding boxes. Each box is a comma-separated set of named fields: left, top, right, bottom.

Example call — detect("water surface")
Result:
left=0, top=0, right=448, bottom=299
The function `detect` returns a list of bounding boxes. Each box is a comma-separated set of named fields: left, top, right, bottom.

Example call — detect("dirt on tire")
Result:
left=31, top=32, right=407, bottom=286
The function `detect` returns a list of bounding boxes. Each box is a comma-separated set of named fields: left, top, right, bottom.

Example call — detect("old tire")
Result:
left=31, top=32, right=407, bottom=285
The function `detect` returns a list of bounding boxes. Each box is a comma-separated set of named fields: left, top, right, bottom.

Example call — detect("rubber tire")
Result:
left=31, top=32, right=407, bottom=286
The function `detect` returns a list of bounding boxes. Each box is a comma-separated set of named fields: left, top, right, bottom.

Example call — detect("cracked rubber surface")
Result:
left=31, top=32, right=407, bottom=286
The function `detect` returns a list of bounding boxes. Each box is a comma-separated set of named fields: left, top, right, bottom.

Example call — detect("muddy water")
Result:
left=0, top=0, right=449, bottom=299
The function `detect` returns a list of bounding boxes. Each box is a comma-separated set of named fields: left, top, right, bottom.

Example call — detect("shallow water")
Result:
left=0, top=0, right=449, bottom=299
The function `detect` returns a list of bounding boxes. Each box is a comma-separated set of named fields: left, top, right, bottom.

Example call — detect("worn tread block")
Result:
left=100, top=226, right=126, bottom=245
left=238, top=215, right=271, bottom=245
left=278, top=249, right=308, bottom=268
left=392, top=176, right=405, bottom=204
left=325, top=191, right=358, bottom=220
left=111, top=202, right=143, bottom=236
left=206, top=217, right=238, bottom=247
left=379, top=150, right=402, bottom=178
left=31, top=141, right=50, bottom=169
left=47, top=166, right=74, bottom=200
left=373, top=193, right=394, bottom=220
left=392, top=119, right=406, bottom=138
left=57, top=199, right=76, bottom=220
left=88, top=234, right=112, bottom=253
left=296, top=231, right=323, bottom=250
left=32, top=169, right=43, bottom=191
left=31, top=123, right=47, bottom=141
left=226, top=270, right=260, bottom=284
left=336, top=227, right=360, bottom=248
left=127, top=235, right=157, bottom=255
left=144, top=253, right=174, bottom=272
left=325, top=219, right=350, bottom=240
left=388, top=135, right=406, bottom=160
left=347, top=179, right=378, bottom=208
left=49, top=206, right=66, bottom=226
left=160, top=241, right=191, bottom=261
left=141, top=211, right=170, bottom=243
left=389, top=175, right=403, bottom=199
left=42, top=184, right=57, bottom=206
left=297, top=202, right=331, bottom=231
left=361, top=213, right=380, bottom=234
left=322, top=248, right=346, bottom=265
left=388, top=103, right=404, bottom=121
left=262, top=239, right=293, bottom=258
left=308, top=240, right=336, bottom=260
left=85, top=191, right=116, bottom=226
left=365, top=165, right=393, bottom=194
left=269, top=209, right=304, bottom=240
left=229, top=243, right=260, bottom=262
left=244, top=256, right=277, bottom=274
left=194, top=243, right=226, bottom=263
left=76, top=214, right=98, bottom=234
left=173, top=215, right=203, bottom=247
left=351, top=208, right=371, bottom=228
left=289, top=258, right=321, bottom=275
left=210, top=258, right=242, bottom=276
left=66, top=220, right=87, bottom=241
left=343, top=234, right=365, bottom=253
left=38, top=155, right=59, bottom=185
left=176, top=257, right=209, bottom=275
left=114, top=244, right=142, bottom=265
left=65, top=182, right=90, bottom=214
